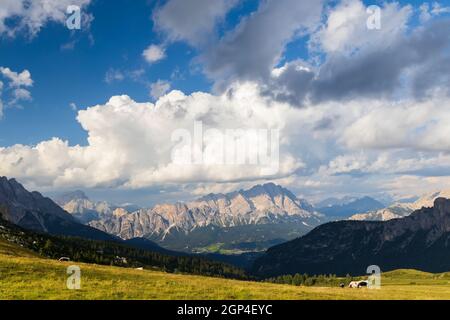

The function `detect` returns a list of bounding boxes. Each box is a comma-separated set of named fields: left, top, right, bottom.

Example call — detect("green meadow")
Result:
left=1, top=239, right=450, bottom=300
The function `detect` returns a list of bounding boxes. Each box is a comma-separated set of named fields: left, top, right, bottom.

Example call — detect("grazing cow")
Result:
left=348, top=280, right=368, bottom=288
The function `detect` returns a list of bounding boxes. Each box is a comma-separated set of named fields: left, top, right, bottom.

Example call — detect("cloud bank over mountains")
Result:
left=0, top=85, right=300, bottom=189
left=1, top=0, right=450, bottom=200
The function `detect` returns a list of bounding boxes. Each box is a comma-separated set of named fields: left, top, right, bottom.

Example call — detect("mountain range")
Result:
left=54, top=185, right=439, bottom=253
left=252, top=197, right=450, bottom=277
left=56, top=183, right=323, bottom=252
left=2, top=175, right=450, bottom=279
left=349, top=190, right=450, bottom=221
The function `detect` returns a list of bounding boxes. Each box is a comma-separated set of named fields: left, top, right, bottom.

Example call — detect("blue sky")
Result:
left=1, top=0, right=450, bottom=206
left=0, top=0, right=441, bottom=146
left=0, top=0, right=211, bottom=146
left=0, top=0, right=272, bottom=147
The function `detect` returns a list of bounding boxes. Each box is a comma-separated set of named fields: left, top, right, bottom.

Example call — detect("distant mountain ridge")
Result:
left=316, top=196, right=385, bottom=217
left=252, top=198, right=450, bottom=277
left=91, top=183, right=322, bottom=238
left=315, top=196, right=357, bottom=208
left=349, top=190, right=450, bottom=221
left=57, top=183, right=323, bottom=252
left=54, top=190, right=89, bottom=204
left=55, top=190, right=140, bottom=224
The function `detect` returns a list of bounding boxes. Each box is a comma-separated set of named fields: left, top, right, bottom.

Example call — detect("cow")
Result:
left=348, top=280, right=368, bottom=288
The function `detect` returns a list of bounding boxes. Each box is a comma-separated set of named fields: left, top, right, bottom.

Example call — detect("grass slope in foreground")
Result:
left=1, top=240, right=450, bottom=300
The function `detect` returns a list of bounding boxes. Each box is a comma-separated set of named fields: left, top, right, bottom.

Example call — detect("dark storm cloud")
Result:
left=202, top=0, right=324, bottom=90
left=153, top=0, right=239, bottom=47
left=206, top=5, right=450, bottom=107
left=261, top=62, right=315, bottom=106
left=310, top=19, right=450, bottom=104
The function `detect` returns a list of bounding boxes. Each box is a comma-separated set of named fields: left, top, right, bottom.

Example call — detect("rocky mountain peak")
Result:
left=54, top=190, right=89, bottom=206
left=192, top=183, right=309, bottom=213
left=0, top=177, right=52, bottom=213
left=411, top=197, right=450, bottom=227
left=0, top=176, right=29, bottom=197
left=0, top=177, right=115, bottom=241
left=242, top=182, right=294, bottom=200
left=433, top=197, right=450, bottom=212
left=86, top=183, right=322, bottom=242
left=196, top=192, right=227, bottom=203
left=412, top=190, right=450, bottom=209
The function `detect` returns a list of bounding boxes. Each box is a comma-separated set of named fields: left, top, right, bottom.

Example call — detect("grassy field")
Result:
left=193, top=242, right=249, bottom=255
left=1, top=239, right=450, bottom=300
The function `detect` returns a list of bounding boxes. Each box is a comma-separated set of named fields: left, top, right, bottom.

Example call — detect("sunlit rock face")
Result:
left=71, top=183, right=323, bottom=240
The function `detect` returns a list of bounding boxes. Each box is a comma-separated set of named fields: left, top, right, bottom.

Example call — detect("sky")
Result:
left=1, top=0, right=450, bottom=206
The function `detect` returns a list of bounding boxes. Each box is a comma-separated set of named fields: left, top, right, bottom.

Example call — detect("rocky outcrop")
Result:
left=0, top=177, right=116, bottom=241
left=0, top=177, right=75, bottom=231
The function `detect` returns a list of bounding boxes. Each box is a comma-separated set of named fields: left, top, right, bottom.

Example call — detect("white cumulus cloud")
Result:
left=0, top=67, right=33, bottom=87
left=0, top=66, right=33, bottom=116
left=142, top=44, right=166, bottom=64
left=0, top=83, right=301, bottom=189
